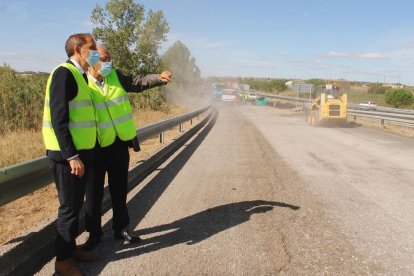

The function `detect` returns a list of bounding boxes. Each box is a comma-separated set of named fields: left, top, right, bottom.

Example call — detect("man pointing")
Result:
left=83, top=45, right=172, bottom=251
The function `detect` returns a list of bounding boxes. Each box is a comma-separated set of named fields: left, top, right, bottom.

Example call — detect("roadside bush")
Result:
left=0, top=66, right=47, bottom=134
left=384, top=89, right=414, bottom=108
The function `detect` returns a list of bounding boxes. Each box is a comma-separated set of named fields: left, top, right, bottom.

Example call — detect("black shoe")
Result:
left=114, top=227, right=141, bottom=243
left=82, top=234, right=101, bottom=251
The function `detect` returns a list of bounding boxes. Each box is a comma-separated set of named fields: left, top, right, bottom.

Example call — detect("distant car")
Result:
left=221, top=94, right=237, bottom=102
left=358, top=101, right=377, bottom=111
left=221, top=88, right=237, bottom=103
left=248, top=93, right=257, bottom=100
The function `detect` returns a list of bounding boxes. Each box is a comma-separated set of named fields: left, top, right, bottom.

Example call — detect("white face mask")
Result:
left=98, top=61, right=112, bottom=77
left=81, top=48, right=99, bottom=66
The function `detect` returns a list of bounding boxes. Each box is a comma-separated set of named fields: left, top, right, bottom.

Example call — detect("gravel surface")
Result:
left=241, top=105, right=414, bottom=275
left=36, top=104, right=414, bottom=275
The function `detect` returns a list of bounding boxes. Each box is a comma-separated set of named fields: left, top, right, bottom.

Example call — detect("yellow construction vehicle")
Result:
left=305, top=84, right=347, bottom=126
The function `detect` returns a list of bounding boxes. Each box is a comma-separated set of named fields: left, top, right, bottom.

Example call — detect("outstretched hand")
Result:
left=159, top=70, right=172, bottom=83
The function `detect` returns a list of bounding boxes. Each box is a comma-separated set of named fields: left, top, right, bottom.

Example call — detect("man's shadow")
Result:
left=109, top=200, right=299, bottom=261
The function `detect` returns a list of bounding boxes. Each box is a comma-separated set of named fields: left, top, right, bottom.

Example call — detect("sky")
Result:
left=2, top=0, right=414, bottom=84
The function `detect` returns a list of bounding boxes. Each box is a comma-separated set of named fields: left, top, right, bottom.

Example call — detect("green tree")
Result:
left=384, top=89, right=413, bottom=107
left=91, top=0, right=169, bottom=75
left=269, top=79, right=287, bottom=92
left=161, top=40, right=201, bottom=92
left=91, top=0, right=170, bottom=111
left=137, top=10, right=170, bottom=74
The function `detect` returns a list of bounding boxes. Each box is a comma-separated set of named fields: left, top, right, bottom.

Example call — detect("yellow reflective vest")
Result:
left=42, top=63, right=97, bottom=151
left=88, top=69, right=137, bottom=148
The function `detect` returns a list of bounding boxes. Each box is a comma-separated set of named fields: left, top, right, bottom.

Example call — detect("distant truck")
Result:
left=211, top=83, right=225, bottom=99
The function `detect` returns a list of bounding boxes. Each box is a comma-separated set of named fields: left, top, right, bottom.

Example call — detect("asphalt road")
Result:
left=37, top=103, right=414, bottom=275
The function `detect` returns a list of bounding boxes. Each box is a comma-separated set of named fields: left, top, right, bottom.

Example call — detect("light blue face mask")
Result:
left=98, top=61, right=112, bottom=77
left=82, top=49, right=99, bottom=67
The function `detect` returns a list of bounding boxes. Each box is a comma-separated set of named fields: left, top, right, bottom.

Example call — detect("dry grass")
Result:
left=0, top=182, right=58, bottom=245
left=350, top=116, right=414, bottom=138
left=0, top=130, right=45, bottom=168
left=0, top=107, right=208, bottom=246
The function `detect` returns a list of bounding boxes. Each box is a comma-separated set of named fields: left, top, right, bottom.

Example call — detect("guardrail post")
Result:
left=380, top=119, right=384, bottom=129
left=190, top=119, right=193, bottom=125
left=159, top=132, right=164, bottom=144
left=179, top=123, right=183, bottom=132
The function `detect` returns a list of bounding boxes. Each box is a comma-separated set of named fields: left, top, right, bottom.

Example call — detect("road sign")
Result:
left=291, top=84, right=313, bottom=94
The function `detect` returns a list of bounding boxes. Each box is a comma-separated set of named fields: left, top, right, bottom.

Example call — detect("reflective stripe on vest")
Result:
left=42, top=63, right=97, bottom=151
left=44, top=99, right=93, bottom=109
left=97, top=113, right=133, bottom=129
left=43, top=120, right=96, bottom=128
left=93, top=95, right=129, bottom=110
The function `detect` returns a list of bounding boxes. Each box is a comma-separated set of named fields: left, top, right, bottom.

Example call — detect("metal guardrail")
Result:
left=348, top=103, right=414, bottom=115
left=0, top=106, right=211, bottom=207
left=347, top=109, right=414, bottom=128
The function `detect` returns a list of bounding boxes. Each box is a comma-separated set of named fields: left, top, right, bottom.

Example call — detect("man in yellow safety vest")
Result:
left=83, top=45, right=172, bottom=251
left=42, top=33, right=101, bottom=276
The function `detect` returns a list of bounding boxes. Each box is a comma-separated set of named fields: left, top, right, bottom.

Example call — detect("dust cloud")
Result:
left=163, top=77, right=211, bottom=112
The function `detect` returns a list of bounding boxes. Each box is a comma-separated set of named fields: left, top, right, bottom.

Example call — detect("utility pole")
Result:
left=309, top=85, right=313, bottom=100
left=296, top=84, right=300, bottom=108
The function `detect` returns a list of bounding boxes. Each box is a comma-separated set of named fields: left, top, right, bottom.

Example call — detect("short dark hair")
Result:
left=65, top=33, right=92, bottom=58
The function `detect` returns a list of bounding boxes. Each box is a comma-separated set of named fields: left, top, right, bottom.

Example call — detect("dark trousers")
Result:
left=49, top=151, right=95, bottom=261
left=85, top=138, right=130, bottom=236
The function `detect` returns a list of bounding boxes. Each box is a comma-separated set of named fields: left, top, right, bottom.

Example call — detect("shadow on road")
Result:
left=133, top=199, right=300, bottom=249
left=91, top=200, right=299, bottom=275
